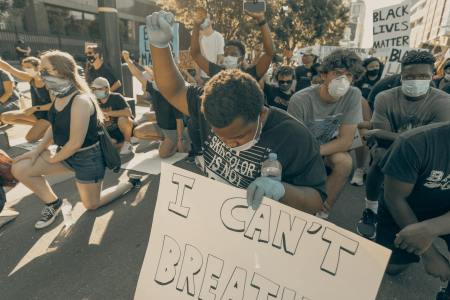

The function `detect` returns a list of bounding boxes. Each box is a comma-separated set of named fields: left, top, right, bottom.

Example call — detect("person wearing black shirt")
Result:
left=0, top=57, right=52, bottom=142
left=190, top=8, right=274, bottom=82
left=295, top=50, right=320, bottom=91
left=14, top=39, right=31, bottom=62
left=146, top=11, right=327, bottom=214
left=85, top=46, right=122, bottom=93
left=434, top=59, right=450, bottom=92
left=375, top=122, right=450, bottom=281
left=263, top=65, right=296, bottom=111
left=91, top=77, right=134, bottom=155
left=367, top=74, right=402, bottom=111
left=133, top=81, right=189, bottom=158
left=354, top=57, right=384, bottom=100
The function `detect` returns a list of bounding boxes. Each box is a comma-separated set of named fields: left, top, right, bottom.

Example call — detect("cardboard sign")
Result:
left=139, top=24, right=180, bottom=66
left=134, top=164, right=391, bottom=300
left=373, top=1, right=411, bottom=56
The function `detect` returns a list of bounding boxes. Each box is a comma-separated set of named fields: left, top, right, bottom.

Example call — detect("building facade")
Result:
left=410, top=0, right=450, bottom=48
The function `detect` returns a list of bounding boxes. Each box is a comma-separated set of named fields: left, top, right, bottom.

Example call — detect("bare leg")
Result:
left=11, top=151, right=73, bottom=204
left=76, top=181, right=134, bottom=210
left=1, top=110, right=37, bottom=126
left=325, top=152, right=353, bottom=209
left=133, top=122, right=164, bottom=141
left=159, top=138, right=177, bottom=158
left=117, top=116, right=133, bottom=143
left=26, top=119, right=50, bottom=143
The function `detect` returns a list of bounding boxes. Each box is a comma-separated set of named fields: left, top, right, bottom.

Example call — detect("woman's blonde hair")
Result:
left=40, top=50, right=104, bottom=123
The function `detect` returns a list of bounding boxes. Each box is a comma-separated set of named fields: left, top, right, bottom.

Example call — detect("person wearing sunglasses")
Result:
left=263, top=65, right=296, bottom=111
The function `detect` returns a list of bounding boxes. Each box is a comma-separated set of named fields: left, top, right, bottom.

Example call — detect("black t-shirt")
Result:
left=367, top=74, right=402, bottom=110
left=0, top=70, right=19, bottom=103
left=98, top=92, right=130, bottom=126
left=263, top=83, right=294, bottom=111
left=208, top=61, right=259, bottom=81
left=380, top=122, right=450, bottom=220
left=86, top=63, right=121, bottom=93
left=295, top=64, right=319, bottom=80
left=186, top=85, right=327, bottom=199
left=147, top=82, right=183, bottom=130
left=15, top=40, right=29, bottom=60
left=355, top=75, right=381, bottom=100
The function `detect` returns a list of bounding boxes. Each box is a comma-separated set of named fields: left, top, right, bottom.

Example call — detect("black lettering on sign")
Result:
left=320, top=228, right=359, bottom=276
left=272, top=210, right=307, bottom=256
left=220, top=197, right=248, bottom=232
left=251, top=273, right=279, bottom=300
left=199, top=255, right=224, bottom=300
left=221, top=267, right=247, bottom=300
left=176, top=244, right=203, bottom=296
left=169, top=173, right=195, bottom=218
left=154, top=235, right=181, bottom=285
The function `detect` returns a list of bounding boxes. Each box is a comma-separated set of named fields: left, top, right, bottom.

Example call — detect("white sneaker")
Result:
left=120, top=141, right=133, bottom=155
left=315, top=211, right=329, bottom=220
left=350, top=168, right=365, bottom=186
left=130, top=137, right=140, bottom=145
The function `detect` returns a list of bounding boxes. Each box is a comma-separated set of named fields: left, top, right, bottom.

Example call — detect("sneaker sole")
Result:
left=356, top=223, right=376, bottom=240
left=35, top=207, right=61, bottom=229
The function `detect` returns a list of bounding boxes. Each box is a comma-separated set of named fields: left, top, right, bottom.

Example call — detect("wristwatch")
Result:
left=36, top=106, right=41, bottom=111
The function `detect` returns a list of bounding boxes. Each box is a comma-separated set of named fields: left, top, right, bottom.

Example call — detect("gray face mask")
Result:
left=42, top=75, right=75, bottom=97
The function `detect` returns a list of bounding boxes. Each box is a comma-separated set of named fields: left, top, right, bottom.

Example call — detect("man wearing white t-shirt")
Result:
left=196, top=15, right=224, bottom=82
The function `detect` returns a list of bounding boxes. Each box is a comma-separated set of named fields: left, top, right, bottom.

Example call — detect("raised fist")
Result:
left=145, top=11, right=174, bottom=49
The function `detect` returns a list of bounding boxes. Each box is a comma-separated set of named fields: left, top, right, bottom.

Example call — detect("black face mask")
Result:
left=367, top=69, right=380, bottom=77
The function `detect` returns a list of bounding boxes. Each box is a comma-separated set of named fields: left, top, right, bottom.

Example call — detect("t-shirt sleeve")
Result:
left=380, top=135, right=423, bottom=184
left=103, top=65, right=119, bottom=85
left=287, top=92, right=307, bottom=122
left=342, top=89, right=363, bottom=125
left=280, top=124, right=327, bottom=200
left=111, top=94, right=129, bottom=110
left=186, top=85, right=203, bottom=122
left=217, top=34, right=225, bottom=55
left=371, top=92, right=392, bottom=131
left=208, top=61, right=224, bottom=78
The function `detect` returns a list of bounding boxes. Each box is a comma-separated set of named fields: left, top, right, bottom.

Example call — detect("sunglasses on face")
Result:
left=278, top=80, right=293, bottom=85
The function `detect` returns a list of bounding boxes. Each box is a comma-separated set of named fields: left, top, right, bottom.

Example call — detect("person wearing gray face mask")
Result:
left=355, top=50, right=450, bottom=241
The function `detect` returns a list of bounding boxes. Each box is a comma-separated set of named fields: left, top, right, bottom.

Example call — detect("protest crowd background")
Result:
left=0, top=0, right=450, bottom=299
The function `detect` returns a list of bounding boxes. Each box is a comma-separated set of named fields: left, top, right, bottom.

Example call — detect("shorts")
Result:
left=0, top=101, right=19, bottom=114
left=61, top=142, right=106, bottom=184
left=151, top=123, right=189, bottom=144
left=107, top=123, right=125, bottom=144
left=376, top=202, right=450, bottom=265
left=33, top=111, right=49, bottom=121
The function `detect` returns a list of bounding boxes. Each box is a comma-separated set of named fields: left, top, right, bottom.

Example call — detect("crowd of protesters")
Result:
left=1, top=7, right=450, bottom=286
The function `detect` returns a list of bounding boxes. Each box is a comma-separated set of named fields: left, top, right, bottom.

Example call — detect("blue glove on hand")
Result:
left=247, top=177, right=285, bottom=210
left=146, top=11, right=174, bottom=48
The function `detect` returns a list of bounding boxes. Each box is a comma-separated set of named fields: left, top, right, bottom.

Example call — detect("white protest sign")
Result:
left=381, top=47, right=429, bottom=78
left=139, top=24, right=180, bottom=66
left=373, top=1, right=411, bottom=56
left=135, top=163, right=391, bottom=300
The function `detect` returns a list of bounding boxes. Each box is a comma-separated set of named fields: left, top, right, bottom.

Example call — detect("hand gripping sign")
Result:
left=135, top=163, right=391, bottom=300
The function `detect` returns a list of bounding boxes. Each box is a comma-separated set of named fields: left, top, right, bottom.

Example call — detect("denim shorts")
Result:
left=61, top=142, right=106, bottom=184
left=0, top=101, right=19, bottom=114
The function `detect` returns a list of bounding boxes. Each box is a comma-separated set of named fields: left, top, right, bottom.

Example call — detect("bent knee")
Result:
left=11, top=161, right=29, bottom=179
left=327, top=152, right=353, bottom=170
left=386, top=264, right=410, bottom=276
left=159, top=148, right=175, bottom=159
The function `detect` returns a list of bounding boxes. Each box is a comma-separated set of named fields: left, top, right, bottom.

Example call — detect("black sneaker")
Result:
left=356, top=208, right=377, bottom=240
left=35, top=203, right=61, bottom=229
left=128, top=174, right=143, bottom=188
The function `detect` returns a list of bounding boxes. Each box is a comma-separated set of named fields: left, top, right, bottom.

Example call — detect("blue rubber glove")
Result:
left=146, top=11, right=175, bottom=49
left=247, top=177, right=285, bottom=210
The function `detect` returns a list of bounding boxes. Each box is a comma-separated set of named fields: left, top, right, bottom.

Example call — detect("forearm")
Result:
left=105, top=109, right=131, bottom=118
left=110, top=81, right=122, bottom=92
left=0, top=60, right=30, bottom=81
left=190, top=25, right=202, bottom=61
left=35, top=128, right=53, bottom=154
left=320, top=137, right=352, bottom=156
left=260, top=23, right=274, bottom=58
left=384, top=194, right=419, bottom=229
left=125, top=59, right=147, bottom=85
left=422, top=212, right=450, bottom=237
left=0, top=94, right=10, bottom=104
left=281, top=183, right=323, bottom=214
left=51, top=140, right=83, bottom=163
left=35, top=103, right=52, bottom=111
left=176, top=119, right=184, bottom=141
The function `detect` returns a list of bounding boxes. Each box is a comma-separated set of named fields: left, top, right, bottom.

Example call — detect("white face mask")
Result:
left=200, top=17, right=211, bottom=30
left=328, top=75, right=351, bottom=99
left=222, top=56, right=240, bottom=69
left=23, top=67, right=38, bottom=77
left=230, top=115, right=261, bottom=155
left=401, top=79, right=430, bottom=97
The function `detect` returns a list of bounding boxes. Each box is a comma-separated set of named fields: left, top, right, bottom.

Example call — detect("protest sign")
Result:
left=381, top=47, right=429, bottom=78
left=135, top=163, right=391, bottom=300
left=319, top=46, right=371, bottom=60
left=139, top=24, right=180, bottom=66
left=373, top=1, right=411, bottom=56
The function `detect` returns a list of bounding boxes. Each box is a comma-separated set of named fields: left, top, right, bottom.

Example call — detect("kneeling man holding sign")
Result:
left=146, top=11, right=327, bottom=214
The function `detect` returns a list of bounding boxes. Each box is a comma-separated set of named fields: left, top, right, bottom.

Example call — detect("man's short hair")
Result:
left=203, top=69, right=264, bottom=128
left=225, top=40, right=246, bottom=57
left=401, top=50, right=435, bottom=68
left=88, top=45, right=103, bottom=57
left=362, top=57, right=381, bottom=68
left=319, top=49, right=365, bottom=80
left=276, top=65, right=294, bottom=80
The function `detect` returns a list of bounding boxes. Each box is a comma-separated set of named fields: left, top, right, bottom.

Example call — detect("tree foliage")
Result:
left=157, top=0, right=349, bottom=51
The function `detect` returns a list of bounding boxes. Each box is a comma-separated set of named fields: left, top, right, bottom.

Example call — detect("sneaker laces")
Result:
left=41, top=206, right=56, bottom=219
